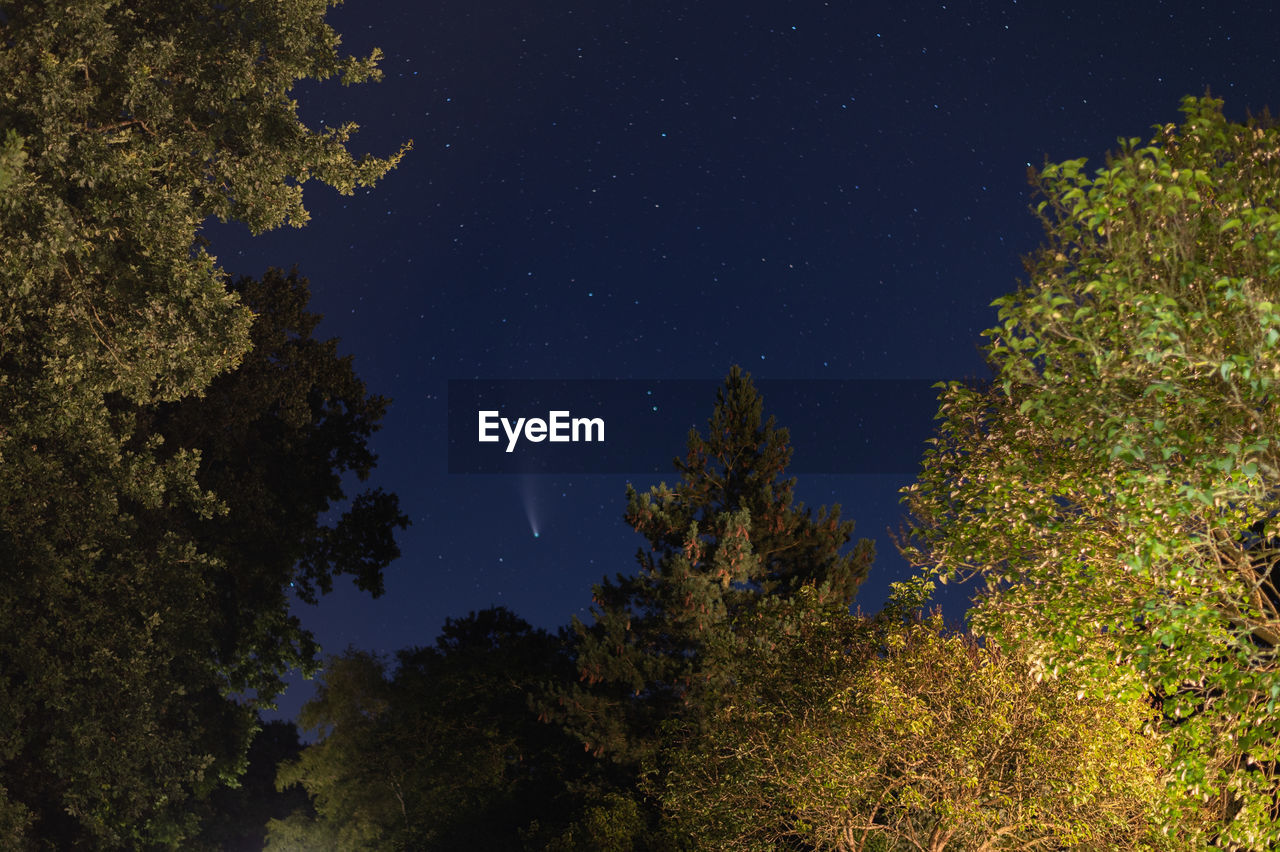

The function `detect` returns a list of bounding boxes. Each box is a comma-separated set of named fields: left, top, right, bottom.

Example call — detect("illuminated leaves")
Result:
left=904, top=95, right=1280, bottom=845
left=659, top=596, right=1200, bottom=850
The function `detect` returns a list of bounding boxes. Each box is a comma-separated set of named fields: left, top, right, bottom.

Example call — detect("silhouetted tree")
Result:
left=269, top=608, right=596, bottom=851
left=189, top=720, right=312, bottom=852
left=554, top=366, right=874, bottom=804
left=0, top=270, right=406, bottom=847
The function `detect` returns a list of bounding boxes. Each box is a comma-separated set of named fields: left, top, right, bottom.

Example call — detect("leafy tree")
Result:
left=188, top=720, right=312, bottom=852
left=902, top=94, right=1280, bottom=846
left=539, top=793, right=650, bottom=852
left=542, top=367, right=874, bottom=850
left=559, top=366, right=875, bottom=769
left=0, top=1, right=406, bottom=845
left=0, top=0, right=408, bottom=412
left=137, top=268, right=408, bottom=700
left=660, top=582, right=1206, bottom=851
left=268, top=608, right=596, bottom=851
left=0, top=266, right=406, bottom=847
left=265, top=650, right=395, bottom=851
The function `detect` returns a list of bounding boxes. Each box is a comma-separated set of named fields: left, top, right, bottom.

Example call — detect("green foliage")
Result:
left=0, top=129, right=25, bottom=194
left=0, top=786, right=34, bottom=852
left=0, top=1, right=406, bottom=844
left=903, top=94, right=1280, bottom=845
left=138, top=268, right=409, bottom=698
left=268, top=609, right=597, bottom=851
left=0, top=0, right=408, bottom=410
left=0, top=266, right=405, bottom=846
left=541, top=793, right=649, bottom=852
left=559, top=366, right=875, bottom=769
left=187, top=720, right=312, bottom=852
left=660, top=590, right=1204, bottom=850
left=267, top=651, right=396, bottom=851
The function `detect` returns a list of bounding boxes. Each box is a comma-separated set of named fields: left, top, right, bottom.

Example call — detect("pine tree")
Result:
left=561, top=366, right=875, bottom=768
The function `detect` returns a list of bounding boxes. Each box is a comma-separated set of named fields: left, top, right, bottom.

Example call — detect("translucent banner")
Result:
left=447, top=379, right=965, bottom=475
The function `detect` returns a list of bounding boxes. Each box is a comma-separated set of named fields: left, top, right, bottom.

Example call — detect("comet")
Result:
left=521, top=475, right=541, bottom=539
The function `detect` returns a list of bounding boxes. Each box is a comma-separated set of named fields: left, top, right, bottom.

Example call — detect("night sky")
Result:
left=204, top=0, right=1280, bottom=721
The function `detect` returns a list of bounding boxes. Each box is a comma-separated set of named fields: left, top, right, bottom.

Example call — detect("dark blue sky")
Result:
left=204, top=0, right=1280, bottom=720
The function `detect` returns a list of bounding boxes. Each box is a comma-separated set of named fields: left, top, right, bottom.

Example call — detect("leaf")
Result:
left=903, top=95, right=1280, bottom=843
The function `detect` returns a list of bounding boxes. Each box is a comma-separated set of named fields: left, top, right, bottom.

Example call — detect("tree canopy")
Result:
left=0, top=265, right=407, bottom=847
left=15, top=0, right=1273, bottom=843
left=660, top=582, right=1204, bottom=850
left=559, top=366, right=875, bottom=768
left=187, top=719, right=312, bottom=852
left=266, top=608, right=594, bottom=851
left=904, top=94, right=1280, bottom=846
left=0, top=0, right=408, bottom=410
left=0, top=1, right=407, bottom=845
left=137, top=267, right=409, bottom=701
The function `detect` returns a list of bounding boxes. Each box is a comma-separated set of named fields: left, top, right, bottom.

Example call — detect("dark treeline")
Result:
left=247, top=370, right=1203, bottom=851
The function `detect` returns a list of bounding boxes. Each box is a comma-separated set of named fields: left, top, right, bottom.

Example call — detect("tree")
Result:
left=265, top=650, right=397, bottom=851
left=267, top=608, right=596, bottom=851
left=660, top=582, right=1206, bottom=851
left=0, top=267, right=406, bottom=847
left=188, top=720, right=313, bottom=852
left=902, top=94, right=1280, bottom=846
left=558, top=366, right=875, bottom=771
left=0, top=2, right=407, bottom=845
left=0, top=0, right=408, bottom=412
left=137, top=268, right=408, bottom=701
